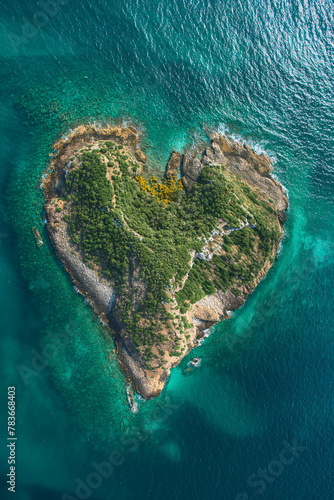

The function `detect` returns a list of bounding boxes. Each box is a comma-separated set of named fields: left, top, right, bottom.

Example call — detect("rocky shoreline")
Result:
left=43, top=124, right=288, bottom=399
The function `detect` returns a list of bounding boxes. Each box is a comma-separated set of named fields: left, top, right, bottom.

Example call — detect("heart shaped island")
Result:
left=43, top=124, right=288, bottom=399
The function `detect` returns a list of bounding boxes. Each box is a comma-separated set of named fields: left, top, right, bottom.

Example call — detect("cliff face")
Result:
left=181, top=134, right=288, bottom=335
left=43, top=125, right=288, bottom=399
left=203, top=135, right=288, bottom=223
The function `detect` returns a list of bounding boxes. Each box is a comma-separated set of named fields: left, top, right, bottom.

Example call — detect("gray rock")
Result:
left=165, top=151, right=182, bottom=179
left=181, top=154, right=203, bottom=192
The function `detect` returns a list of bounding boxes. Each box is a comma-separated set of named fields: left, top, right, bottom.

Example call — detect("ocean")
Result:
left=0, top=0, right=333, bottom=499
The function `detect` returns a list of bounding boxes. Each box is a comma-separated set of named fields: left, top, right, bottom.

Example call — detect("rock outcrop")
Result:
left=181, top=154, right=203, bottom=192
left=165, top=151, right=182, bottom=179
left=202, top=134, right=286, bottom=213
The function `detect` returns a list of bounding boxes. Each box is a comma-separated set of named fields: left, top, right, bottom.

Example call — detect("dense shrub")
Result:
left=65, top=147, right=278, bottom=352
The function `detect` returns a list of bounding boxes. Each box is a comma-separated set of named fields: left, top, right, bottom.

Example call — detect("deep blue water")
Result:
left=0, top=1, right=334, bottom=499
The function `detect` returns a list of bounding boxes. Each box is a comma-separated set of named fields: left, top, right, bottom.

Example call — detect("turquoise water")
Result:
left=0, top=0, right=334, bottom=498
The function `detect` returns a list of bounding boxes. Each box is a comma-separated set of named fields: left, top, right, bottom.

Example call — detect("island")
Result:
left=42, top=124, right=288, bottom=399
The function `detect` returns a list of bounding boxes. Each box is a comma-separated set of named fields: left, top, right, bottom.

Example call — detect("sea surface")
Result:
left=0, top=1, right=333, bottom=499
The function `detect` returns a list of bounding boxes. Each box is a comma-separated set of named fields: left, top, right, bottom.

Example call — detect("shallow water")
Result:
left=0, top=1, right=333, bottom=499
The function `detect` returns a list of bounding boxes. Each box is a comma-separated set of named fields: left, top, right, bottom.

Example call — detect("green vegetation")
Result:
left=60, top=142, right=280, bottom=361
